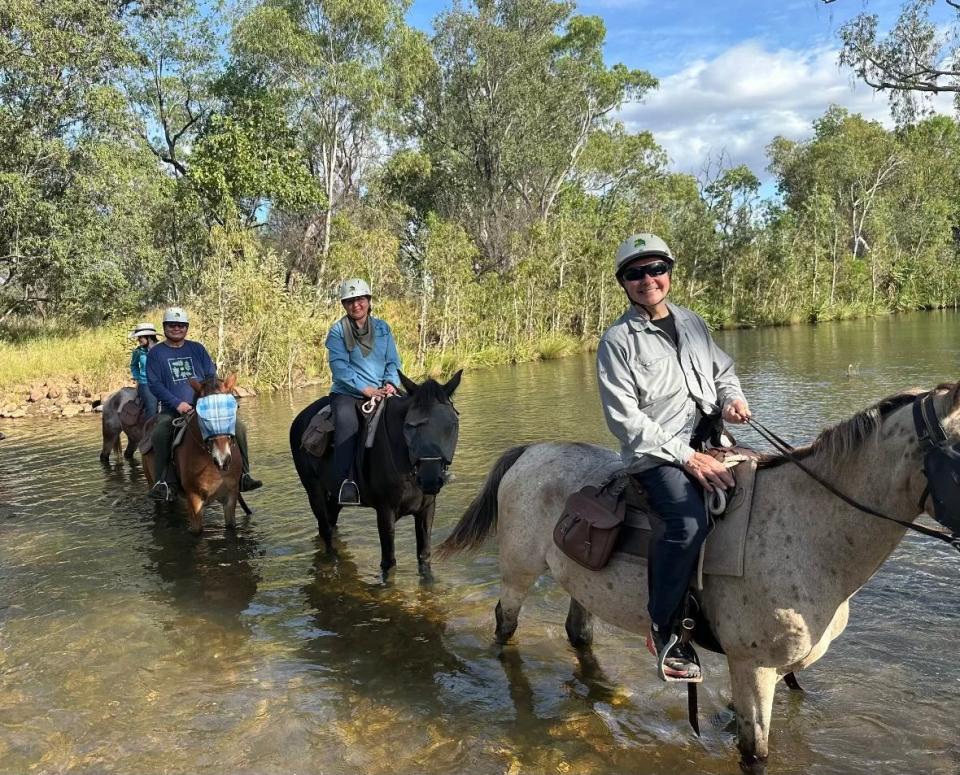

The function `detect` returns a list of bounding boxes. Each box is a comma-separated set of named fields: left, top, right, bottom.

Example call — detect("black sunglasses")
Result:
left=621, top=261, right=671, bottom=282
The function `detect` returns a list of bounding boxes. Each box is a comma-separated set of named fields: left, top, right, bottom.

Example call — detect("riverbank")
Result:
left=0, top=305, right=586, bottom=420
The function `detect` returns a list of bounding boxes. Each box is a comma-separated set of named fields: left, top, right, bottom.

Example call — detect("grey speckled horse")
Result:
left=439, top=383, right=960, bottom=770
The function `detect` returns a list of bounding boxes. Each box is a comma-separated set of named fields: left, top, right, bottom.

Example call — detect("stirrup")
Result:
left=337, top=479, right=361, bottom=506
left=647, top=626, right=703, bottom=684
left=148, top=480, right=176, bottom=503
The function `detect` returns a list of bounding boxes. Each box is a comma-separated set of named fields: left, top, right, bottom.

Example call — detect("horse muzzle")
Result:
left=414, top=457, right=447, bottom=495
left=206, top=435, right=234, bottom=471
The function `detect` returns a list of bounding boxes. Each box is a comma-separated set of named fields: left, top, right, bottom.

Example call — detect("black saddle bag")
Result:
left=553, top=482, right=626, bottom=571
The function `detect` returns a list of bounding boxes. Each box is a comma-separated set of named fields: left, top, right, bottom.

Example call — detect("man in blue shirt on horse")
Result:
left=146, top=306, right=263, bottom=502
left=325, top=278, right=402, bottom=506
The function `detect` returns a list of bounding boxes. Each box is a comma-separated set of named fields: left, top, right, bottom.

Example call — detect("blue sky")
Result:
left=407, top=0, right=956, bottom=182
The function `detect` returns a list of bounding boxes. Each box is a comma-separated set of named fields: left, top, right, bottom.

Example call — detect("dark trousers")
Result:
left=137, top=382, right=158, bottom=420
left=330, top=392, right=361, bottom=484
left=633, top=464, right=710, bottom=629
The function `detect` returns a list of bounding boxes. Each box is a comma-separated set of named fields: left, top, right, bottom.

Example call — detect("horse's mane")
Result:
left=764, top=382, right=960, bottom=469
left=407, top=378, right=451, bottom=410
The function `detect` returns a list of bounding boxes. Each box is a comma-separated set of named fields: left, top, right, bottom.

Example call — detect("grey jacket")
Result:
left=596, top=301, right=746, bottom=472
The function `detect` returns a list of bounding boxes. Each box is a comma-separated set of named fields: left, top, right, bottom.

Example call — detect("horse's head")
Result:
left=912, top=383, right=960, bottom=537
left=189, top=374, right=239, bottom=471
left=398, top=369, right=462, bottom=495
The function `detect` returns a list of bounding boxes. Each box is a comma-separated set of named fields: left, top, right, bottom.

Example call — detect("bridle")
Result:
left=743, top=395, right=960, bottom=553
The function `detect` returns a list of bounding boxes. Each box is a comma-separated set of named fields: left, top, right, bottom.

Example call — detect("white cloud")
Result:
left=617, top=40, right=955, bottom=183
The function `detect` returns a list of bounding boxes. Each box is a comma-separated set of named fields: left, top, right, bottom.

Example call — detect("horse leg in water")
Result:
left=413, top=501, right=436, bottom=580
left=305, top=479, right=337, bottom=553
left=122, top=426, right=138, bottom=459
left=565, top=598, right=595, bottom=648
left=375, top=505, right=398, bottom=574
left=223, top=490, right=238, bottom=531
left=729, top=660, right=779, bottom=768
left=494, top=550, right=547, bottom=645
left=100, top=415, right=122, bottom=463
left=185, top=490, right=205, bottom=535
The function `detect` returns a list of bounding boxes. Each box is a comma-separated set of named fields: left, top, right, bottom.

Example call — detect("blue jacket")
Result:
left=130, top=346, right=149, bottom=384
left=146, top=340, right=216, bottom=412
left=326, top=317, right=401, bottom=398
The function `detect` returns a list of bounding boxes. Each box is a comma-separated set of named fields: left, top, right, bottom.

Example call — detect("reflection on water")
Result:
left=0, top=310, right=958, bottom=774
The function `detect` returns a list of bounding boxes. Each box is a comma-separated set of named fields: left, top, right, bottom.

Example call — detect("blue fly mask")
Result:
left=195, top=393, right=238, bottom=440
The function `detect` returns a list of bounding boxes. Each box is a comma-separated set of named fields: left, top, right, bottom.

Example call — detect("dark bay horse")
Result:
left=290, top=370, right=462, bottom=578
left=143, top=374, right=243, bottom=534
left=438, top=383, right=960, bottom=770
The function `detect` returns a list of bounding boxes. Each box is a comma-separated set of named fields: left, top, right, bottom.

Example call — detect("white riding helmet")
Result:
left=130, top=322, right=158, bottom=339
left=339, top=278, right=372, bottom=301
left=162, top=306, right=190, bottom=324
left=614, top=233, right=675, bottom=277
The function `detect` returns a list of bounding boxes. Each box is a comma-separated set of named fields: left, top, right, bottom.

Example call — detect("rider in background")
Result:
left=325, top=279, right=401, bottom=506
left=596, top=233, right=751, bottom=683
left=130, top=322, right=159, bottom=420
left=145, top=306, right=263, bottom=501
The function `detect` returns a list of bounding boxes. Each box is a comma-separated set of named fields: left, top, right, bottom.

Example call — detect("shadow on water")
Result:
left=138, top=508, right=262, bottom=627
left=299, top=543, right=464, bottom=699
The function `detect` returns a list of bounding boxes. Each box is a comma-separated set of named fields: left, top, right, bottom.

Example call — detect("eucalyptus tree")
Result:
left=768, top=107, right=903, bottom=307
left=822, top=0, right=960, bottom=122
left=413, top=0, right=656, bottom=273
left=231, top=0, right=431, bottom=289
left=0, top=0, right=175, bottom=321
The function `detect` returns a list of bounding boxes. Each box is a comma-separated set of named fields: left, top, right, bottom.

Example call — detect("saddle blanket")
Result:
left=613, top=459, right=759, bottom=578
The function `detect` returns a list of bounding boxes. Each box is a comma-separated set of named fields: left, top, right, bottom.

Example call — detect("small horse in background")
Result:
left=143, top=374, right=243, bottom=535
left=439, top=383, right=960, bottom=770
left=290, top=370, right=462, bottom=579
left=99, top=386, right=144, bottom=462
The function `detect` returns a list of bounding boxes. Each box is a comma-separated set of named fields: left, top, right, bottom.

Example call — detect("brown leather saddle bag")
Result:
left=553, top=480, right=627, bottom=571
left=119, top=395, right=144, bottom=426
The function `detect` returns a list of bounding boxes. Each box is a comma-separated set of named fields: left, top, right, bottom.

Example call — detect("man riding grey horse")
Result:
left=145, top=306, right=262, bottom=501
left=596, top=233, right=752, bottom=682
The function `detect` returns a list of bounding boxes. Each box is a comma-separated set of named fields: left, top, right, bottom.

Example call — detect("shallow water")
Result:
left=0, top=310, right=958, bottom=774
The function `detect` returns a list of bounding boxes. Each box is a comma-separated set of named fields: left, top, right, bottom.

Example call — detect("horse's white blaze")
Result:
left=209, top=439, right=232, bottom=470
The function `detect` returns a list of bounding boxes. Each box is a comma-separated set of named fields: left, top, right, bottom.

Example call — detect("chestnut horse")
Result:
left=143, top=374, right=243, bottom=534
left=439, top=383, right=960, bottom=770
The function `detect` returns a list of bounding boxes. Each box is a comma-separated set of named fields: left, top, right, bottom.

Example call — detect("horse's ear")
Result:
left=224, top=373, right=237, bottom=392
left=399, top=370, right=419, bottom=395
left=443, top=369, right=463, bottom=398
left=189, top=378, right=203, bottom=394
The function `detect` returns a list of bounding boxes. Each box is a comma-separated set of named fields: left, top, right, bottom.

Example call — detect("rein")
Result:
left=743, top=413, right=960, bottom=552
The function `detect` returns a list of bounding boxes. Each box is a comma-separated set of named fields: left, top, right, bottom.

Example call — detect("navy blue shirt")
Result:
left=146, top=340, right=216, bottom=412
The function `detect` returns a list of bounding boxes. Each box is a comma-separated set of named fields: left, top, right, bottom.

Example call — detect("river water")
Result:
left=0, top=311, right=958, bottom=775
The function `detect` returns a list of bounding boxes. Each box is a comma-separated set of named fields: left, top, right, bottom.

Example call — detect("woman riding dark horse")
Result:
left=325, top=278, right=402, bottom=506
left=290, top=370, right=462, bottom=579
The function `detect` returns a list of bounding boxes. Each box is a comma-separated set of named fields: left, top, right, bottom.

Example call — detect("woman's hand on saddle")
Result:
left=176, top=401, right=193, bottom=415
left=683, top=451, right=735, bottom=492
left=722, top=399, right=751, bottom=424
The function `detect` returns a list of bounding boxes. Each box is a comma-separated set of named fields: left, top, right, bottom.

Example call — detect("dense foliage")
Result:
left=2, top=0, right=958, bottom=388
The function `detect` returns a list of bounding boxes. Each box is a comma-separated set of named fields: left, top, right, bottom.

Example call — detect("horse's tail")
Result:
left=437, top=445, right=529, bottom=559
